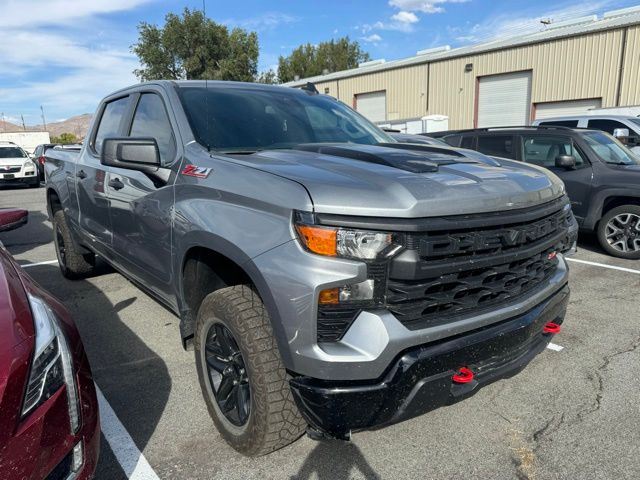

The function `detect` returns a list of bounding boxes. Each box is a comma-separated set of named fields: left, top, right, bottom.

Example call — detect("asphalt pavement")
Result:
left=1, top=185, right=639, bottom=480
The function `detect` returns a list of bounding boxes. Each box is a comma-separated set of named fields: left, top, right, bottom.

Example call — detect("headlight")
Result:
left=23, top=160, right=35, bottom=170
left=294, top=215, right=401, bottom=260
left=22, top=295, right=80, bottom=433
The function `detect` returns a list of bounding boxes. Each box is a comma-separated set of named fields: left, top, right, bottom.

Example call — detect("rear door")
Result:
left=106, top=89, right=179, bottom=300
left=76, top=95, right=130, bottom=255
left=520, top=134, right=593, bottom=222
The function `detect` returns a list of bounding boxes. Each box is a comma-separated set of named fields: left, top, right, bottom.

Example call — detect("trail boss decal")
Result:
left=181, top=164, right=212, bottom=178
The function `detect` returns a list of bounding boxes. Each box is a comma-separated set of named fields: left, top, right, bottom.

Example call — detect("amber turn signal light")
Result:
left=319, top=288, right=340, bottom=304
left=295, top=225, right=337, bottom=256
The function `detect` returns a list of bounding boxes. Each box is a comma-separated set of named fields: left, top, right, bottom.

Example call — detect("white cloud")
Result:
left=389, top=0, right=470, bottom=14
left=391, top=11, right=419, bottom=24
left=0, top=0, right=150, bottom=122
left=448, top=0, right=616, bottom=44
left=361, top=34, right=383, bottom=43
left=225, top=12, right=298, bottom=32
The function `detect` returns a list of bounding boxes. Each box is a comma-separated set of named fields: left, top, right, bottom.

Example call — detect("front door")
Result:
left=520, top=134, right=593, bottom=222
left=107, top=91, right=179, bottom=300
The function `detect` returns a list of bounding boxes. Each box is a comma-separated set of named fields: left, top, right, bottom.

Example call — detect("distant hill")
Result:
left=0, top=114, right=93, bottom=140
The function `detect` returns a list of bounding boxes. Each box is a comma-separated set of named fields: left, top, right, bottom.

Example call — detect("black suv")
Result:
left=440, top=126, right=640, bottom=259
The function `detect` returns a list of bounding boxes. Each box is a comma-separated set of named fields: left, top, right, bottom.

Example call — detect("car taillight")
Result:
left=38, top=156, right=46, bottom=165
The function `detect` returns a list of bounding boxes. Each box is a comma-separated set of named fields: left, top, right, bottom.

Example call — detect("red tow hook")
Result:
left=452, top=367, right=474, bottom=384
left=543, top=322, right=561, bottom=334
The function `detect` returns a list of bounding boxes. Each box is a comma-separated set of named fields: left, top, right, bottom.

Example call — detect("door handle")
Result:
left=108, top=178, right=124, bottom=190
left=76, top=169, right=87, bottom=179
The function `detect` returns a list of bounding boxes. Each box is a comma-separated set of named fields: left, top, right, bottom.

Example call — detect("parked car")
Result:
left=532, top=115, right=640, bottom=152
left=45, top=81, right=576, bottom=455
left=387, top=132, right=449, bottom=146
left=441, top=126, right=640, bottom=259
left=0, top=209, right=99, bottom=479
left=33, top=144, right=84, bottom=181
left=0, top=142, right=39, bottom=188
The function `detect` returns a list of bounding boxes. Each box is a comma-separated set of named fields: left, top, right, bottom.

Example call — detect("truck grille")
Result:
left=386, top=248, right=559, bottom=330
left=386, top=198, right=573, bottom=331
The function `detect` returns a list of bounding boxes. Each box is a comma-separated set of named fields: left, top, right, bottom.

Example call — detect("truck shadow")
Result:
left=23, top=264, right=172, bottom=480
left=291, top=440, right=380, bottom=480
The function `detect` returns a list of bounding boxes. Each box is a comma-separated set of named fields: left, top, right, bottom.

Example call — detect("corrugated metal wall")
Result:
left=429, top=29, right=625, bottom=129
left=308, top=26, right=639, bottom=130
left=619, top=25, right=640, bottom=106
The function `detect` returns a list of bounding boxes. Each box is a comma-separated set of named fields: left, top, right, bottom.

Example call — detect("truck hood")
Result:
left=223, top=144, right=565, bottom=217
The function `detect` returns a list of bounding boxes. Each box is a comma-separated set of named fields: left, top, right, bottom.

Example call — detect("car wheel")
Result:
left=194, top=285, right=306, bottom=456
left=52, top=210, right=96, bottom=278
left=597, top=205, right=640, bottom=259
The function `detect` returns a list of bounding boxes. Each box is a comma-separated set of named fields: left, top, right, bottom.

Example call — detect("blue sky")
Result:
left=1, top=0, right=638, bottom=124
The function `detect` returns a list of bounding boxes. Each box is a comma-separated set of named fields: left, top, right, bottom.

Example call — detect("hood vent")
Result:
left=294, top=143, right=442, bottom=173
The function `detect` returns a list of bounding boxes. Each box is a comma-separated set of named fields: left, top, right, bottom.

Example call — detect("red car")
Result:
left=0, top=209, right=99, bottom=479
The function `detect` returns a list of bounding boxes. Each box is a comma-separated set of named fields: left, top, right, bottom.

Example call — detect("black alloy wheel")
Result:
left=204, top=323, right=251, bottom=426
left=54, top=223, right=67, bottom=268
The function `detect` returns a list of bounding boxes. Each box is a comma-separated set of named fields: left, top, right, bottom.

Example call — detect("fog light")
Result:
left=319, top=280, right=375, bottom=304
left=72, top=441, right=83, bottom=472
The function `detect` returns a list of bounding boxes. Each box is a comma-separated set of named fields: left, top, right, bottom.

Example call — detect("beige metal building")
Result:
left=285, top=6, right=640, bottom=131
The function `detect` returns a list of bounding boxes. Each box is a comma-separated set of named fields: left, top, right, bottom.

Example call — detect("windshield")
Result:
left=630, top=118, right=640, bottom=128
left=0, top=147, right=27, bottom=158
left=177, top=86, right=393, bottom=152
left=583, top=131, right=640, bottom=165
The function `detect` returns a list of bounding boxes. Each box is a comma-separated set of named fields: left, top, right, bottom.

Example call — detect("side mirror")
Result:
left=0, top=208, right=28, bottom=232
left=555, top=155, right=577, bottom=170
left=101, top=137, right=161, bottom=170
left=613, top=128, right=630, bottom=139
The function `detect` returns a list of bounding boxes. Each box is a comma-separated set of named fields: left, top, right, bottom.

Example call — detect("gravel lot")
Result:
left=1, top=185, right=639, bottom=480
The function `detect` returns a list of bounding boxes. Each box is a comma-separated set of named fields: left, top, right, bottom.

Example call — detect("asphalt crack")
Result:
left=511, top=335, right=640, bottom=479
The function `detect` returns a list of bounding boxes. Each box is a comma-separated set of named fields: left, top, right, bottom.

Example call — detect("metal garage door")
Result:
left=356, top=91, right=386, bottom=122
left=535, top=98, right=602, bottom=119
left=477, top=72, right=532, bottom=127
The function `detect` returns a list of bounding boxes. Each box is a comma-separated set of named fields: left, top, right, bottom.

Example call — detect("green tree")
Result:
left=132, top=8, right=258, bottom=82
left=51, top=133, right=78, bottom=145
left=256, top=69, right=277, bottom=84
left=278, top=37, right=370, bottom=83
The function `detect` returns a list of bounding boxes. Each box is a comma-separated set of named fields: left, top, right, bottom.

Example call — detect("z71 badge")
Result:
left=181, top=164, right=212, bottom=178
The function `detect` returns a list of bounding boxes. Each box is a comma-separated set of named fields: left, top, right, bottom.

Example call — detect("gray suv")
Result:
left=45, top=81, right=577, bottom=455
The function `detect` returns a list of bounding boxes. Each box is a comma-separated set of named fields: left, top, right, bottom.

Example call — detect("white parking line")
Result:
left=20, top=260, right=58, bottom=268
left=96, top=386, right=160, bottom=480
left=566, top=258, right=640, bottom=275
left=547, top=343, right=564, bottom=352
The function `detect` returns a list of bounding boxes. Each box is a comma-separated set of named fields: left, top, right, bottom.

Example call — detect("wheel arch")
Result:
left=583, top=189, right=640, bottom=230
left=175, top=232, right=294, bottom=367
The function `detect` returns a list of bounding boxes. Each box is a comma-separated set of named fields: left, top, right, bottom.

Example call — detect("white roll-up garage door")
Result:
left=355, top=91, right=386, bottom=122
left=534, top=98, right=602, bottom=119
left=477, top=72, right=532, bottom=127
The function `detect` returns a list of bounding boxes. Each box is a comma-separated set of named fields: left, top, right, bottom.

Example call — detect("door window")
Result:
left=130, top=93, right=177, bottom=164
left=94, top=96, right=129, bottom=155
left=521, top=136, right=585, bottom=168
left=587, top=119, right=628, bottom=134
left=477, top=135, right=515, bottom=158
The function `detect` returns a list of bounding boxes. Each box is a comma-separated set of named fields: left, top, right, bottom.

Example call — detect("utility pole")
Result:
left=21, top=114, right=26, bottom=131
left=41, top=105, right=47, bottom=131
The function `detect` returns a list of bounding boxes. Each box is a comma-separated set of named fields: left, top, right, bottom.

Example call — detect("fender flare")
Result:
left=174, top=231, right=295, bottom=368
left=583, top=188, right=640, bottom=230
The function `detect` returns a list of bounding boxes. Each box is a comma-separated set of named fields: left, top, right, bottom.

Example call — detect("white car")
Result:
left=0, top=142, right=39, bottom=188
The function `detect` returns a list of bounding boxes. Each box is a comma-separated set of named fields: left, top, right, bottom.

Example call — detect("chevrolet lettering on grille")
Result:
left=420, top=215, right=563, bottom=257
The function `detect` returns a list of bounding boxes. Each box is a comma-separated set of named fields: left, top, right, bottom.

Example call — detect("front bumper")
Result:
left=289, top=283, right=569, bottom=439
left=0, top=170, right=38, bottom=185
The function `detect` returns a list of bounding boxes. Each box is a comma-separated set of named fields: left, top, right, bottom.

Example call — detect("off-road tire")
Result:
left=52, top=210, right=95, bottom=279
left=194, top=285, right=306, bottom=456
left=597, top=205, right=640, bottom=260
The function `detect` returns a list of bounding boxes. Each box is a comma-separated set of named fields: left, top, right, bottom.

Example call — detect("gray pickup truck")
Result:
left=45, top=81, right=578, bottom=456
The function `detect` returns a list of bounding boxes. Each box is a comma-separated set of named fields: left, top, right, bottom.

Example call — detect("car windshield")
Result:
left=630, top=118, right=640, bottom=128
left=583, top=131, right=640, bottom=165
left=177, top=86, right=393, bottom=153
left=0, top=147, right=27, bottom=158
